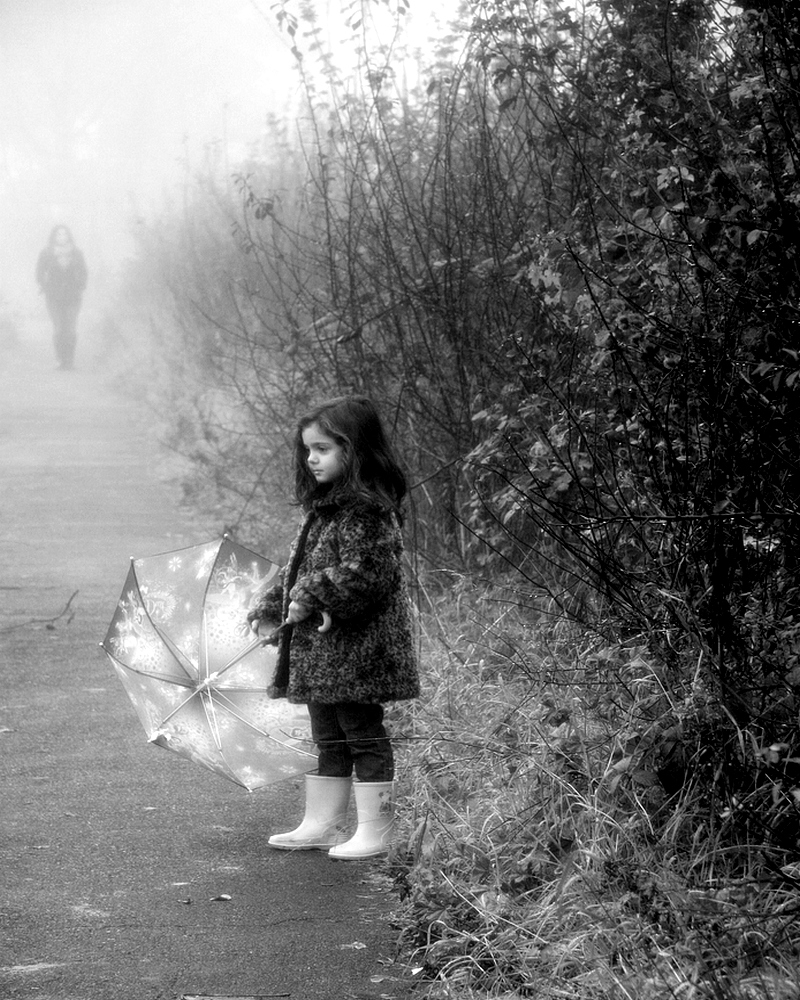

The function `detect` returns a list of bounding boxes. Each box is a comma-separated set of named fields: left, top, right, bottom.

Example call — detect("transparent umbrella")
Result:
left=101, top=535, right=315, bottom=790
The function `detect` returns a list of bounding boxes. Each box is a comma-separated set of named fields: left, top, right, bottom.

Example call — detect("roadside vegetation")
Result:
left=113, top=1, right=800, bottom=996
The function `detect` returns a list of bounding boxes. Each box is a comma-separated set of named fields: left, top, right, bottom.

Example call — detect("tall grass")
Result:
left=387, top=592, right=800, bottom=999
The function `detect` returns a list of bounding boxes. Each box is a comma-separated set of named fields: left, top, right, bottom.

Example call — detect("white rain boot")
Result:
left=268, top=774, right=352, bottom=851
left=328, top=781, right=394, bottom=860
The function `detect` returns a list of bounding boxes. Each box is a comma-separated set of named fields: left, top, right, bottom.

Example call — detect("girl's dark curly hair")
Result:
left=293, top=396, right=407, bottom=516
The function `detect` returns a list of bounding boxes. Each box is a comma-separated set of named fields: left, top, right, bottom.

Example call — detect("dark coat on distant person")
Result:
left=247, top=488, right=420, bottom=706
left=35, top=245, right=87, bottom=307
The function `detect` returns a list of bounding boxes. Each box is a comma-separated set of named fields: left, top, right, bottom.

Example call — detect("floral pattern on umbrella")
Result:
left=101, top=536, right=315, bottom=790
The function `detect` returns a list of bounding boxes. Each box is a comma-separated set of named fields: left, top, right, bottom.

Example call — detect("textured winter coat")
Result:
left=247, top=489, right=420, bottom=705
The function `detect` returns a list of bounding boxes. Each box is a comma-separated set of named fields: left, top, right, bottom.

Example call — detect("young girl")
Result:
left=247, top=395, right=420, bottom=859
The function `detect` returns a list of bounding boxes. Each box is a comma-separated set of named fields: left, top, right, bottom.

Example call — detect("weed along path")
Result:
left=0, top=325, right=409, bottom=1000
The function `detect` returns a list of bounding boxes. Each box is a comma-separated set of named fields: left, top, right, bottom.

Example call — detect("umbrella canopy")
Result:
left=101, top=536, right=315, bottom=790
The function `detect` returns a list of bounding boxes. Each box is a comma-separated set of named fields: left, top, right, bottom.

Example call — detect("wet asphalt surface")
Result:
left=0, top=322, right=413, bottom=1000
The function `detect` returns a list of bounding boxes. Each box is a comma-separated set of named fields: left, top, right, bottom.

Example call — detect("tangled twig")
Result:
left=0, top=589, right=79, bottom=634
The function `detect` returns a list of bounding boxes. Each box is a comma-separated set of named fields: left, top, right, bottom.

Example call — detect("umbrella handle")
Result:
left=259, top=622, right=287, bottom=646
left=256, top=609, right=332, bottom=645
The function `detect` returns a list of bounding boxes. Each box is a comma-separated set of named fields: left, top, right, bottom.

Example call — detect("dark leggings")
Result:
left=307, top=702, right=393, bottom=782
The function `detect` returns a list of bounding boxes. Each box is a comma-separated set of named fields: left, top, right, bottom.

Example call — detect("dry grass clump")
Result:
left=387, top=598, right=800, bottom=999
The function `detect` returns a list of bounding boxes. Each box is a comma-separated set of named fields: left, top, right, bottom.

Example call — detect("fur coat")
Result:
left=247, top=489, right=420, bottom=705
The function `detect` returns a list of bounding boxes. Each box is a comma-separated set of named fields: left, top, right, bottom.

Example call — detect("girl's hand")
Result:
left=248, top=618, right=270, bottom=647
left=286, top=600, right=311, bottom=624
left=249, top=618, right=277, bottom=645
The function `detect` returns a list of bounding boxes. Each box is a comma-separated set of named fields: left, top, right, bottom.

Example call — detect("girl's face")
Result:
left=301, top=422, right=345, bottom=485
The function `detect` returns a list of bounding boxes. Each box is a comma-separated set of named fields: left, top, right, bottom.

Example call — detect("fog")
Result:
left=0, top=0, right=297, bottom=318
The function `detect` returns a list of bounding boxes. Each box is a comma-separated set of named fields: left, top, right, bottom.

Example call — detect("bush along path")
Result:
left=122, top=3, right=800, bottom=995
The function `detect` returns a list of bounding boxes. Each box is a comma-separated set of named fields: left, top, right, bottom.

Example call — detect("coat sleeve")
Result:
left=246, top=577, right=284, bottom=626
left=289, top=507, right=400, bottom=622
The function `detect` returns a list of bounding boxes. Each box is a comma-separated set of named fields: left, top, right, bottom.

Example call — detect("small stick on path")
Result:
left=0, top=589, right=79, bottom=634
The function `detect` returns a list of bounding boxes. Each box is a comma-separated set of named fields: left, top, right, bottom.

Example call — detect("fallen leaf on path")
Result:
left=1, top=963, right=64, bottom=974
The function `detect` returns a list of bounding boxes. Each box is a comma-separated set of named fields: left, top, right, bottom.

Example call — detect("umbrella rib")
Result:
left=201, top=691, right=225, bottom=751
left=140, top=674, right=272, bottom=733
left=209, top=690, right=270, bottom=737
left=147, top=620, right=198, bottom=678
left=129, top=562, right=199, bottom=680
left=198, top=546, right=225, bottom=683
left=215, top=635, right=269, bottom=678
left=199, top=538, right=281, bottom=683
left=209, top=690, right=317, bottom=755
left=197, top=632, right=274, bottom=687
left=102, top=649, right=194, bottom=687
left=158, top=687, right=203, bottom=727
left=204, top=684, right=273, bottom=693
left=202, top=626, right=287, bottom=684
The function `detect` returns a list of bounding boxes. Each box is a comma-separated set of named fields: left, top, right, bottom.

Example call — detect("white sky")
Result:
left=0, top=0, right=457, bottom=315
left=0, top=0, right=299, bottom=310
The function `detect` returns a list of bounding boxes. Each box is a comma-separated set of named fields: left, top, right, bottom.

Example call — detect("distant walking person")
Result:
left=36, top=225, right=87, bottom=370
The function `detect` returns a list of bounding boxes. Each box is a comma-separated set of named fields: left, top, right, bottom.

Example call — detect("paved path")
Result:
left=0, top=324, right=409, bottom=1000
